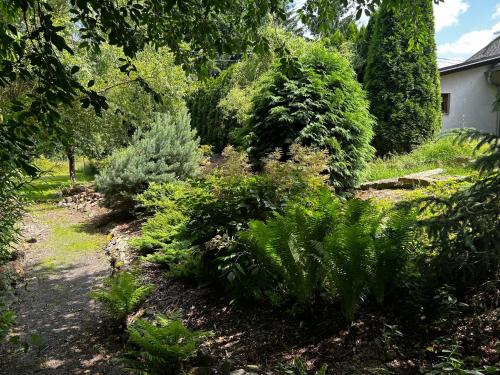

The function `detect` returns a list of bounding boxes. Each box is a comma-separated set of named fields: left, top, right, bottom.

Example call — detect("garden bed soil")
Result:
left=139, top=264, right=500, bottom=374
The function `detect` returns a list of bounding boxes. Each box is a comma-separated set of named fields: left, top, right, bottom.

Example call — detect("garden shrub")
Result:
left=133, top=145, right=332, bottom=291
left=422, top=130, right=500, bottom=293
left=184, top=145, right=332, bottom=272
left=364, top=0, right=441, bottom=155
left=188, top=27, right=302, bottom=152
left=124, top=313, right=211, bottom=375
left=243, top=42, right=374, bottom=193
left=188, top=67, right=239, bottom=152
left=91, top=271, right=154, bottom=325
left=95, top=110, right=201, bottom=208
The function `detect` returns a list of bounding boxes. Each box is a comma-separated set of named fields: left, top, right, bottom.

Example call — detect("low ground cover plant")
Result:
left=91, top=271, right=154, bottom=325
left=124, top=313, right=211, bottom=375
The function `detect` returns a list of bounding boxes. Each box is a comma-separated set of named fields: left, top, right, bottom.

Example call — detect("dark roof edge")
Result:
left=465, top=35, right=500, bottom=62
left=440, top=55, right=500, bottom=75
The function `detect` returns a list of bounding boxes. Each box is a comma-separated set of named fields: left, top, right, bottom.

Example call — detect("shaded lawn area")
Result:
left=361, top=137, right=482, bottom=182
left=23, top=159, right=95, bottom=203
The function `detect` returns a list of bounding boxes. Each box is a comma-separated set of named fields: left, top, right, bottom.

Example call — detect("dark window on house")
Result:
left=442, top=93, right=450, bottom=115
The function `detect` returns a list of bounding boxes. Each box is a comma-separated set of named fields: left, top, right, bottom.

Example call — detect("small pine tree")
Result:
left=364, top=0, right=441, bottom=155
left=96, top=110, right=201, bottom=207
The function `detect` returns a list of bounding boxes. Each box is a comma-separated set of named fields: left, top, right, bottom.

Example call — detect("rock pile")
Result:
left=57, top=186, right=103, bottom=212
left=104, top=224, right=138, bottom=271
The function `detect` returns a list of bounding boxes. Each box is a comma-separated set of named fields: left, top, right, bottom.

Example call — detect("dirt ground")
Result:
left=0, top=204, right=126, bottom=375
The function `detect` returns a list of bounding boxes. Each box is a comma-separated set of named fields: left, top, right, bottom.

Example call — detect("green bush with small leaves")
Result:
left=91, top=271, right=154, bottom=325
left=422, top=130, right=500, bottom=293
left=133, top=145, right=331, bottom=287
left=124, top=313, right=211, bottom=375
left=131, top=181, right=206, bottom=255
left=244, top=42, right=374, bottom=193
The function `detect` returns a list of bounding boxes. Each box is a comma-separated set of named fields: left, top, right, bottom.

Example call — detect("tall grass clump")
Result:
left=362, top=136, right=480, bottom=181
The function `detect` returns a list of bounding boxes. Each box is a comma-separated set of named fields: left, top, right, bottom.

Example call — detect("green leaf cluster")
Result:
left=422, top=130, right=500, bottom=292
left=133, top=145, right=332, bottom=289
left=90, top=271, right=154, bottom=325
left=187, top=27, right=293, bottom=152
left=243, top=196, right=418, bottom=319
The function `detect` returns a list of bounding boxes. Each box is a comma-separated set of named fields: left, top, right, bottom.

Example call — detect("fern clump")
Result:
left=131, top=182, right=206, bottom=255
left=91, top=271, right=154, bottom=325
left=241, top=196, right=417, bottom=319
left=243, top=189, right=339, bottom=304
left=95, top=110, right=201, bottom=208
left=124, top=313, right=211, bottom=375
left=320, top=199, right=417, bottom=320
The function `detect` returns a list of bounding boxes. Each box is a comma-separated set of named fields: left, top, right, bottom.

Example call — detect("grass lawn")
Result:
left=29, top=203, right=108, bottom=268
left=23, top=158, right=95, bottom=203
left=361, top=136, right=482, bottom=182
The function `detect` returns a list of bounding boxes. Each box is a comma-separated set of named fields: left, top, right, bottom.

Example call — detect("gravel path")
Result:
left=0, top=204, right=126, bottom=375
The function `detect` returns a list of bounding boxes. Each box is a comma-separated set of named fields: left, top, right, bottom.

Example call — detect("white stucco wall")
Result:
left=440, top=64, right=499, bottom=134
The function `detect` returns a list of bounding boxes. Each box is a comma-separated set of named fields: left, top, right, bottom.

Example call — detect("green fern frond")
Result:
left=124, top=313, right=211, bottom=375
left=91, top=271, right=154, bottom=324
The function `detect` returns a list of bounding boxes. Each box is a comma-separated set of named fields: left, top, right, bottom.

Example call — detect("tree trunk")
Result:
left=67, top=147, right=76, bottom=185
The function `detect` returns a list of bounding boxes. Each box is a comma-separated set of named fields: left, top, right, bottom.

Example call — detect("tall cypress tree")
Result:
left=364, top=0, right=441, bottom=155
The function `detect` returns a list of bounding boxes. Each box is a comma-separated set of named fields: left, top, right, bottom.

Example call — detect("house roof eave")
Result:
left=439, top=55, right=500, bottom=76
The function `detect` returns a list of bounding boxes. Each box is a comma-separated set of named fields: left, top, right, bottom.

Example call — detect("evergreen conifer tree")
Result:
left=354, top=13, right=377, bottom=82
left=364, top=0, right=441, bottom=155
left=245, top=43, right=374, bottom=193
left=96, top=110, right=201, bottom=207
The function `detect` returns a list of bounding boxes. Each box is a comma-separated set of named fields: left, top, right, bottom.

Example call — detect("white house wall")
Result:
left=440, top=65, right=499, bottom=134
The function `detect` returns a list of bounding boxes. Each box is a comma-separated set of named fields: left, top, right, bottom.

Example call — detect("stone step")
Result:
left=397, top=168, right=444, bottom=187
left=359, top=168, right=469, bottom=191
